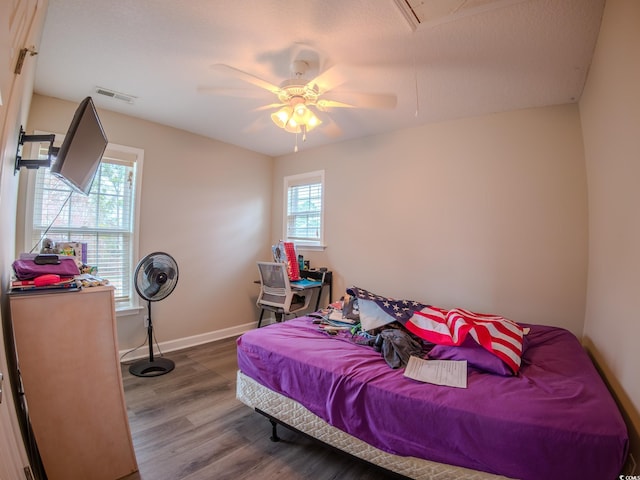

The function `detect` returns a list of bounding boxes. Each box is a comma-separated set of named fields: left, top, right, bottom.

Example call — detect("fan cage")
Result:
left=134, top=251, right=179, bottom=302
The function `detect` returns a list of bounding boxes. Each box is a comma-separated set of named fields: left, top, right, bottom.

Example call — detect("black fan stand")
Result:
left=129, top=299, right=175, bottom=377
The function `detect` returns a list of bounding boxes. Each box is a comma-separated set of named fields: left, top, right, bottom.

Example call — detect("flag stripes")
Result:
left=410, top=308, right=523, bottom=373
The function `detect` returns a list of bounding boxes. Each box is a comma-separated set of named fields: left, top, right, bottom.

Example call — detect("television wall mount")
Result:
left=14, top=126, right=58, bottom=173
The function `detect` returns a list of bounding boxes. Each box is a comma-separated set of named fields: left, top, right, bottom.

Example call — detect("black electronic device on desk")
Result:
left=34, top=254, right=60, bottom=265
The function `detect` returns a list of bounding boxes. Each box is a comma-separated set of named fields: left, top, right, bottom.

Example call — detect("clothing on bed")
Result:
left=237, top=317, right=628, bottom=480
left=346, top=286, right=524, bottom=373
left=371, top=327, right=423, bottom=368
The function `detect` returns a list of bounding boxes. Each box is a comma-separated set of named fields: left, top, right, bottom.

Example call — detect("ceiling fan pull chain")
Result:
left=413, top=50, right=420, bottom=118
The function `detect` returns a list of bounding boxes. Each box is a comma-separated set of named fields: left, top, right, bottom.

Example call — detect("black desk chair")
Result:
left=256, top=261, right=312, bottom=328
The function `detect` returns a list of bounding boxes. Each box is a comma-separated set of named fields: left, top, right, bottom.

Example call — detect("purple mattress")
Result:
left=237, top=317, right=628, bottom=480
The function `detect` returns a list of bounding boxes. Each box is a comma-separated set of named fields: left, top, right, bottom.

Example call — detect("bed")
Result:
left=236, top=315, right=628, bottom=480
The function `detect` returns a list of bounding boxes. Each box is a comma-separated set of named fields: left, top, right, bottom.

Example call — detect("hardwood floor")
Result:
left=120, top=336, right=401, bottom=480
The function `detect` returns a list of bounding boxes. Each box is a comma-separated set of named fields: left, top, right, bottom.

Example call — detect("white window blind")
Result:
left=27, top=141, right=142, bottom=310
left=284, top=170, right=324, bottom=246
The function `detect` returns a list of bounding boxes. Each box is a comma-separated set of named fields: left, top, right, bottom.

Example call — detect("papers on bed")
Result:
left=327, top=310, right=357, bottom=323
left=310, top=309, right=359, bottom=335
left=404, top=356, right=468, bottom=388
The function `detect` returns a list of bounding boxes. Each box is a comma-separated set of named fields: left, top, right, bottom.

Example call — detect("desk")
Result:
left=299, top=269, right=332, bottom=310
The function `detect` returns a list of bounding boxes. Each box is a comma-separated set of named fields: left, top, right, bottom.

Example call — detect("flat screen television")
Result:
left=50, top=96, right=108, bottom=196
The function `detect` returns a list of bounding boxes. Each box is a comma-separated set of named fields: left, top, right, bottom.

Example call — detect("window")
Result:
left=284, top=170, right=324, bottom=248
left=25, top=139, right=143, bottom=312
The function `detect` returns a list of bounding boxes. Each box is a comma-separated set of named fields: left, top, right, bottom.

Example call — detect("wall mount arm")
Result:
left=14, top=126, right=58, bottom=173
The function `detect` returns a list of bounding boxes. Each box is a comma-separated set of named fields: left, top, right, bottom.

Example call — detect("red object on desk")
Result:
left=283, top=242, right=301, bottom=280
left=33, top=274, right=61, bottom=287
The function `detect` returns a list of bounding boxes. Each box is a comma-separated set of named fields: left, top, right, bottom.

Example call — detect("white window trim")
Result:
left=114, top=143, right=144, bottom=315
left=283, top=170, right=326, bottom=250
left=23, top=132, right=144, bottom=315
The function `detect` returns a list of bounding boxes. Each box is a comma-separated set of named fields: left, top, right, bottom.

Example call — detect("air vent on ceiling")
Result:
left=95, top=87, right=136, bottom=104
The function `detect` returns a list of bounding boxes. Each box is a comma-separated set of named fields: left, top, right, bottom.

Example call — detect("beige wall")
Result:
left=24, top=94, right=273, bottom=350
left=21, top=98, right=591, bottom=346
left=580, top=0, right=640, bottom=458
left=273, top=104, right=588, bottom=336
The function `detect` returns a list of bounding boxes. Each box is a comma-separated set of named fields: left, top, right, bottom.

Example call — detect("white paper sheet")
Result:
left=404, top=356, right=468, bottom=389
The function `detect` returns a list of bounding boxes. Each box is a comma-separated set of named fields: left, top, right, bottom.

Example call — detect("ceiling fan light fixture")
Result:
left=291, top=103, right=308, bottom=124
left=284, top=119, right=301, bottom=134
left=302, top=108, right=321, bottom=132
left=290, top=96, right=306, bottom=115
left=271, top=106, right=293, bottom=129
left=294, top=103, right=306, bottom=117
left=272, top=98, right=320, bottom=135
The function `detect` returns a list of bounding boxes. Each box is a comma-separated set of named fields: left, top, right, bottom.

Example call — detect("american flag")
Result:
left=346, top=287, right=524, bottom=374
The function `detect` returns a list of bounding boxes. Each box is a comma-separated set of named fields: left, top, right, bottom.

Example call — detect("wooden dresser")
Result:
left=9, top=286, right=138, bottom=480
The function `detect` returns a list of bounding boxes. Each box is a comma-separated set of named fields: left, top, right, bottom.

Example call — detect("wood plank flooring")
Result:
left=120, top=336, right=401, bottom=480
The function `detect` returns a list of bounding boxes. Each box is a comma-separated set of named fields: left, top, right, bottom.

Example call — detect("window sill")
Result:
left=116, top=304, right=144, bottom=317
left=294, top=244, right=327, bottom=252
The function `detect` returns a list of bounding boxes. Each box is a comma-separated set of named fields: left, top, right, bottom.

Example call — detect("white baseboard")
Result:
left=119, top=320, right=256, bottom=363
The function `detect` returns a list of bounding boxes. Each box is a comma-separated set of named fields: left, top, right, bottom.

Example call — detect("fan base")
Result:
left=129, top=357, right=175, bottom=377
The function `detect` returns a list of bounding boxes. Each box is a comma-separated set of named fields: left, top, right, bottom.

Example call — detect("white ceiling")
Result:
left=34, top=0, right=605, bottom=157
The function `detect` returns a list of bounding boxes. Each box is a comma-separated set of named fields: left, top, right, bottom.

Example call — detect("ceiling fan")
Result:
left=200, top=60, right=397, bottom=150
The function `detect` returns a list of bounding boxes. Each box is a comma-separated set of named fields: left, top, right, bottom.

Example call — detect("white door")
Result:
left=0, top=0, right=49, bottom=478
left=0, top=354, right=29, bottom=480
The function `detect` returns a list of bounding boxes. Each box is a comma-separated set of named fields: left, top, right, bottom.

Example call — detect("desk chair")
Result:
left=256, top=261, right=313, bottom=328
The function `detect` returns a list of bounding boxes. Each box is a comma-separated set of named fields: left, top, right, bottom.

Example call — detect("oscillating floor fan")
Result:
left=129, top=251, right=179, bottom=377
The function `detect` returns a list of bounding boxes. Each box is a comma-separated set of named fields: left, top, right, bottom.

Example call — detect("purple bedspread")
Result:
left=237, top=318, right=628, bottom=480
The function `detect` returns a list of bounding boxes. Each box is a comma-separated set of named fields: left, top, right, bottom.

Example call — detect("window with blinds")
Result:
left=284, top=170, right=324, bottom=247
left=27, top=140, right=143, bottom=310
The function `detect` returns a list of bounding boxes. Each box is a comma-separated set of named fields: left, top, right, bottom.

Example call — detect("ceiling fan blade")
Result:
left=322, top=116, right=343, bottom=138
left=210, top=64, right=281, bottom=93
left=243, top=116, right=270, bottom=134
left=326, top=92, right=398, bottom=110
left=254, top=102, right=286, bottom=112
left=316, top=99, right=357, bottom=110
left=306, top=64, right=347, bottom=94
left=196, top=86, right=270, bottom=99
left=305, top=106, right=342, bottom=138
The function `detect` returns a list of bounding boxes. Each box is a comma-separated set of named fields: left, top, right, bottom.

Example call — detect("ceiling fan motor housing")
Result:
left=277, top=79, right=319, bottom=105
